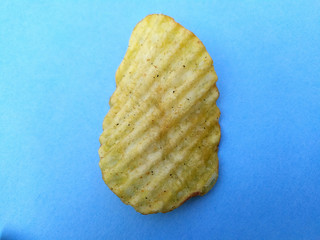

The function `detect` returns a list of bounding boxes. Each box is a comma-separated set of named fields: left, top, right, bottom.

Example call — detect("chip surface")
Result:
left=99, top=14, right=220, bottom=214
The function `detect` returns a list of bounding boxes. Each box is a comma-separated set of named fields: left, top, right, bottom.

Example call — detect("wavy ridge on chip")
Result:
left=99, top=14, right=220, bottom=214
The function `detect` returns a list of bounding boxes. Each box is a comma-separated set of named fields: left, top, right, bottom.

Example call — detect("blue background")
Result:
left=1, top=1, right=319, bottom=239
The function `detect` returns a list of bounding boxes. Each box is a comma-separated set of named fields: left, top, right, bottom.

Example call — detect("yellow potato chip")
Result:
left=99, top=14, right=220, bottom=214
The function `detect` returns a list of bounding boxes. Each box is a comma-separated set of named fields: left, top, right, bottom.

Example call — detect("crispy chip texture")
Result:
left=99, top=14, right=220, bottom=214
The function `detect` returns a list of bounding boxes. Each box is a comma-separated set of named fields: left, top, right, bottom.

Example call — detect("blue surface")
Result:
left=1, top=1, right=320, bottom=239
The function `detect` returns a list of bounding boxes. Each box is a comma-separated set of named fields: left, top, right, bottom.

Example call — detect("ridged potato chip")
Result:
left=99, top=14, right=220, bottom=214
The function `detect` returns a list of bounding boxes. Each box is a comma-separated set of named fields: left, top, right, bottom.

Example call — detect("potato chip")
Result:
left=99, top=14, right=220, bottom=214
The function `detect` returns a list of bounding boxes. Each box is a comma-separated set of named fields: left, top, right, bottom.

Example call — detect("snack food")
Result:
left=99, top=14, right=220, bottom=214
